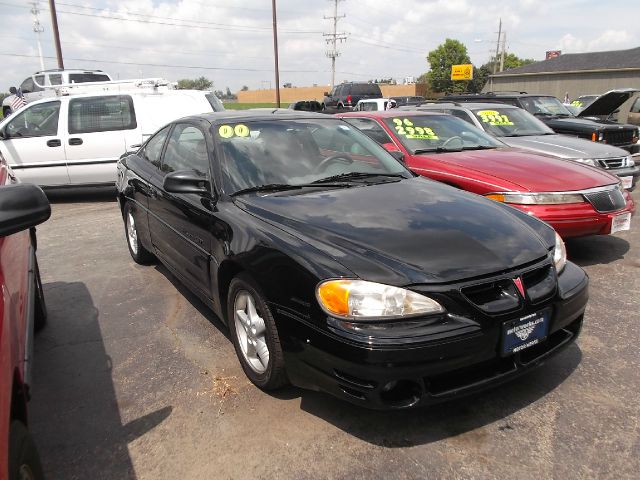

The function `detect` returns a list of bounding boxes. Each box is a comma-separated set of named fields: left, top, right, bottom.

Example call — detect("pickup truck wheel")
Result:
left=3, top=106, right=11, bottom=118
left=33, top=258, right=47, bottom=331
left=8, top=420, right=44, bottom=480
left=228, top=274, right=287, bottom=390
left=124, top=202, right=154, bottom=265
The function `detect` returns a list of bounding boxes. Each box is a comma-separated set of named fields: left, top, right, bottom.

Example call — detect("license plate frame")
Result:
left=611, top=212, right=631, bottom=234
left=501, top=309, right=550, bottom=357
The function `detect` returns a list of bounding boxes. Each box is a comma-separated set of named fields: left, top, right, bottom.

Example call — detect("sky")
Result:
left=0, top=0, right=638, bottom=93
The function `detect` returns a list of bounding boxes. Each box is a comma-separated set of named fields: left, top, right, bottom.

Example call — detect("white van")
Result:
left=2, top=69, right=113, bottom=117
left=0, top=88, right=224, bottom=187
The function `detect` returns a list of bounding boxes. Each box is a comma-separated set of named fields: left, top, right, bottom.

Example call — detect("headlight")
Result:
left=485, top=192, right=584, bottom=204
left=623, top=155, right=635, bottom=167
left=575, top=158, right=598, bottom=167
left=553, top=231, right=567, bottom=273
left=316, top=279, right=444, bottom=319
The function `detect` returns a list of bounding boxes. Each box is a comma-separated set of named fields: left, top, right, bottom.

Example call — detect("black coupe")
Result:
left=116, top=111, right=588, bottom=409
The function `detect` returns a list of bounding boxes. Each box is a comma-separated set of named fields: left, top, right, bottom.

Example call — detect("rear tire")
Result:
left=8, top=420, right=44, bottom=480
left=124, top=202, right=154, bottom=265
left=227, top=273, right=287, bottom=390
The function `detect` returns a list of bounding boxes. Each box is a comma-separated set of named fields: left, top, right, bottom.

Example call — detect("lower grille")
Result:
left=583, top=188, right=626, bottom=213
left=602, top=129, right=635, bottom=146
left=597, top=157, right=626, bottom=169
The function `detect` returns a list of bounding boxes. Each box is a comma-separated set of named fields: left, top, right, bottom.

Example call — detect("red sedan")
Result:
left=338, top=111, right=635, bottom=238
left=0, top=157, right=50, bottom=480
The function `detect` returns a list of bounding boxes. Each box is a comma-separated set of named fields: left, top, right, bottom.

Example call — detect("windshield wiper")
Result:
left=311, top=172, right=406, bottom=184
left=462, top=145, right=497, bottom=150
left=231, top=182, right=352, bottom=196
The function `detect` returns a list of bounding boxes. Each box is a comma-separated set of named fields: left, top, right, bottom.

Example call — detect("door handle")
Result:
left=46, top=139, right=61, bottom=147
left=68, top=138, right=83, bottom=146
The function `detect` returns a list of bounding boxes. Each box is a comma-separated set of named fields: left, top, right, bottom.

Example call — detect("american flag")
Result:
left=10, top=88, right=26, bottom=113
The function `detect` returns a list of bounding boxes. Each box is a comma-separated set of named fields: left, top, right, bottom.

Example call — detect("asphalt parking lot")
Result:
left=28, top=188, right=639, bottom=480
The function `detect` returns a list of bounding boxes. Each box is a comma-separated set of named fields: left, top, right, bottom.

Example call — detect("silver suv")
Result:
left=410, top=102, right=639, bottom=190
left=3, top=69, right=112, bottom=117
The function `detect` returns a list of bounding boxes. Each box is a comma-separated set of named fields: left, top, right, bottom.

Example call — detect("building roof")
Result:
left=493, top=46, right=640, bottom=76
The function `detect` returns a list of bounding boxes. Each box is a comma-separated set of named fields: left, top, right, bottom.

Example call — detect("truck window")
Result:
left=5, top=101, right=61, bottom=138
left=68, top=73, right=111, bottom=83
left=19, top=77, right=35, bottom=94
left=49, top=74, right=63, bottom=85
left=68, top=95, right=137, bottom=134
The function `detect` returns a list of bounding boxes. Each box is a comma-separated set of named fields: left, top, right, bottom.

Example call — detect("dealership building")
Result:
left=484, top=46, right=640, bottom=111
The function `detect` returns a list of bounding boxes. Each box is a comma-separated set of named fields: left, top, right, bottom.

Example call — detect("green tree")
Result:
left=425, top=39, right=472, bottom=94
left=177, top=76, right=213, bottom=90
left=502, top=53, right=535, bottom=71
left=240, top=85, right=249, bottom=91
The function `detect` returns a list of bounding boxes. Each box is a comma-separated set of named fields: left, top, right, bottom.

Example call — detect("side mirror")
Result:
left=382, top=142, right=400, bottom=152
left=388, top=150, right=405, bottom=163
left=9, top=87, right=16, bottom=94
left=163, top=170, right=212, bottom=196
left=0, top=184, right=51, bottom=237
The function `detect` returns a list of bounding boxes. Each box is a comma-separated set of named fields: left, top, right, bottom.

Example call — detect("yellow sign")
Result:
left=218, top=124, right=250, bottom=138
left=451, top=64, right=473, bottom=80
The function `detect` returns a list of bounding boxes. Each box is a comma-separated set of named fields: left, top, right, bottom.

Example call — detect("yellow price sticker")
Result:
left=218, top=124, right=250, bottom=138
left=477, top=111, right=514, bottom=126
left=392, top=119, right=438, bottom=139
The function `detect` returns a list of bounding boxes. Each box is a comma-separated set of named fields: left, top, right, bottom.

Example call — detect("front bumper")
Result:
left=607, top=165, right=640, bottom=191
left=511, top=196, right=635, bottom=239
left=274, top=261, right=588, bottom=409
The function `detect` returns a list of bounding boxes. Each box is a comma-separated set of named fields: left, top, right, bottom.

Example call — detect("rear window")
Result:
left=351, top=84, right=382, bottom=96
left=68, top=73, right=111, bottom=83
left=68, top=95, right=137, bottom=134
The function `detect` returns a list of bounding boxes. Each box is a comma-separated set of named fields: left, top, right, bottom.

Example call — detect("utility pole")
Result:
left=30, top=1, right=45, bottom=71
left=500, top=31, right=507, bottom=72
left=48, top=0, right=64, bottom=69
left=493, top=18, right=502, bottom=74
left=324, top=0, right=347, bottom=88
left=271, top=0, right=280, bottom=107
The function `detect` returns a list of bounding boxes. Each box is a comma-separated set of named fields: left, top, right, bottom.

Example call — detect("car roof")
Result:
left=424, top=102, right=520, bottom=110
left=186, top=109, right=333, bottom=125
left=445, top=93, right=555, bottom=99
left=339, top=110, right=441, bottom=118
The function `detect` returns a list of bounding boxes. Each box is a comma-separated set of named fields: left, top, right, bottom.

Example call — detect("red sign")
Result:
left=545, top=50, right=561, bottom=60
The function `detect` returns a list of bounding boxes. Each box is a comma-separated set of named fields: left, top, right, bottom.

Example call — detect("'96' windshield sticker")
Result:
left=218, top=124, right=250, bottom=138
left=477, top=110, right=514, bottom=126
left=392, top=118, right=438, bottom=140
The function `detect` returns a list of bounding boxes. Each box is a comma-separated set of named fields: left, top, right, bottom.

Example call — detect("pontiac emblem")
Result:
left=513, top=277, right=525, bottom=298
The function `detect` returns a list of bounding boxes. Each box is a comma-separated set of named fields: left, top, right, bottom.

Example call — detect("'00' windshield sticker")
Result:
left=218, top=124, right=250, bottom=138
left=392, top=118, right=438, bottom=139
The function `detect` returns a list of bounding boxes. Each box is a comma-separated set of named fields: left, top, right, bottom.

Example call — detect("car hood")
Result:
left=422, top=148, right=618, bottom=191
left=578, top=89, right=639, bottom=117
left=501, top=135, right=630, bottom=160
left=234, top=177, right=553, bottom=285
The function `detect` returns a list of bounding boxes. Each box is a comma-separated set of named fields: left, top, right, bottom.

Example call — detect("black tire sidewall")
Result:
left=8, top=420, right=44, bottom=480
left=227, top=274, right=286, bottom=390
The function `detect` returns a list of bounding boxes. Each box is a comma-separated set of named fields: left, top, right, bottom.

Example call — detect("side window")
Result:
left=341, top=118, right=394, bottom=146
left=161, top=124, right=209, bottom=176
left=630, top=98, right=640, bottom=114
left=32, top=75, right=45, bottom=92
left=49, top=74, right=63, bottom=85
left=4, top=101, right=60, bottom=138
left=19, top=77, right=35, bottom=94
left=447, top=109, right=475, bottom=125
left=141, top=126, right=171, bottom=167
left=68, top=95, right=137, bottom=134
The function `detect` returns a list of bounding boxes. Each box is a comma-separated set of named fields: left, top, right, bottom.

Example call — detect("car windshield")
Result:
left=519, top=96, right=573, bottom=117
left=470, top=107, right=555, bottom=137
left=215, top=118, right=412, bottom=194
left=381, top=114, right=505, bottom=153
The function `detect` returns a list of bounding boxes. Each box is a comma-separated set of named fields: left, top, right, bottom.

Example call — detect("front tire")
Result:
left=227, top=274, right=287, bottom=390
left=123, top=202, right=154, bottom=264
left=8, top=420, right=44, bottom=480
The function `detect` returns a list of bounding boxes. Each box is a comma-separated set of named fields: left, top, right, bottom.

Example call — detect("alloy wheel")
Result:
left=234, top=290, right=269, bottom=374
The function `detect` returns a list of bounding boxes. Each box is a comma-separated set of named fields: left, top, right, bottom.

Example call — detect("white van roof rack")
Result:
left=38, top=77, right=178, bottom=96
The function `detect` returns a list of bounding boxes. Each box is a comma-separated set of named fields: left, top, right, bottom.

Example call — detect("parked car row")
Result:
left=116, top=110, right=589, bottom=409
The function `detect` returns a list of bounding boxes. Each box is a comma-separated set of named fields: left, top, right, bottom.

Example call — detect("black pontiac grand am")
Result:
left=116, top=110, right=588, bottom=409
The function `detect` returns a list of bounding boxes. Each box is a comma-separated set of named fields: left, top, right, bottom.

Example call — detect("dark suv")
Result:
left=442, top=92, right=639, bottom=153
left=322, top=82, right=382, bottom=112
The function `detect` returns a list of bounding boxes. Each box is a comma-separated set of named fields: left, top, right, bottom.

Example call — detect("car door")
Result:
left=0, top=100, right=70, bottom=186
left=147, top=122, right=215, bottom=298
left=65, top=94, right=141, bottom=185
